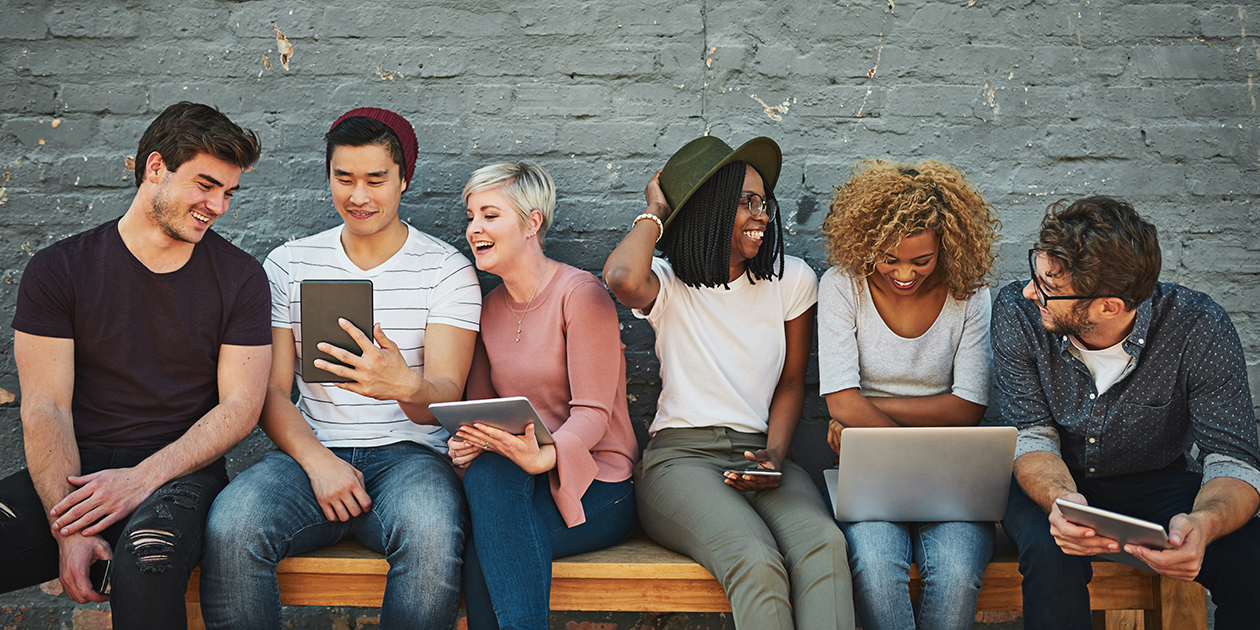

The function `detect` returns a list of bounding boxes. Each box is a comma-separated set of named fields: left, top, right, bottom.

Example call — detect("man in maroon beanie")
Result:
left=197, top=108, right=481, bottom=630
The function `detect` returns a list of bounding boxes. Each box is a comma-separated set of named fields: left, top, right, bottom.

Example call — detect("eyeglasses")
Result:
left=738, top=193, right=777, bottom=221
left=1027, top=249, right=1103, bottom=307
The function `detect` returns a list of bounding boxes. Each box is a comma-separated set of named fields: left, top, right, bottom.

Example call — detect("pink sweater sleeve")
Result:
left=548, top=278, right=632, bottom=527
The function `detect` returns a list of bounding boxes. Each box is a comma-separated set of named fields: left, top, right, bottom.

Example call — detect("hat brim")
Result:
left=657, top=136, right=782, bottom=249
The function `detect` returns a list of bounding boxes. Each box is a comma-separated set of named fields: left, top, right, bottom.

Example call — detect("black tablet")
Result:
left=300, top=280, right=373, bottom=383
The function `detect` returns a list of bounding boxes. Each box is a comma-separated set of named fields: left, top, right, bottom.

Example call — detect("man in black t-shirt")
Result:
left=0, top=102, right=272, bottom=629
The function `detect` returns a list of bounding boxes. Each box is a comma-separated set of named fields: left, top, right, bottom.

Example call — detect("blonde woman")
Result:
left=450, top=162, right=638, bottom=630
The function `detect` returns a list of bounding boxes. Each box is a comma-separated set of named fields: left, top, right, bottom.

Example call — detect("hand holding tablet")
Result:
left=429, top=397, right=555, bottom=446
left=1054, top=498, right=1171, bottom=571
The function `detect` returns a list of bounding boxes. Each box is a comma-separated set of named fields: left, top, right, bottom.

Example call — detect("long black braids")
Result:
left=660, top=161, right=785, bottom=289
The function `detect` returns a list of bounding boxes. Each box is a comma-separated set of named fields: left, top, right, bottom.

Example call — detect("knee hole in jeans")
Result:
left=126, top=528, right=180, bottom=573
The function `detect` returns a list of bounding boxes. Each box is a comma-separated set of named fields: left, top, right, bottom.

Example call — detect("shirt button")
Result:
left=1138, top=338, right=1145, bottom=345
left=1089, top=438, right=1096, bottom=444
left=1089, top=394, right=1096, bottom=399
left=1089, top=467, right=1096, bottom=473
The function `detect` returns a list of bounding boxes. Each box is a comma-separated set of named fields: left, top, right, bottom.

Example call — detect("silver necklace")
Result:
left=510, top=260, right=548, bottom=342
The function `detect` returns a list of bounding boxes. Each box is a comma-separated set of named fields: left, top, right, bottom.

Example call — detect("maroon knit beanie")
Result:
left=328, top=107, right=418, bottom=185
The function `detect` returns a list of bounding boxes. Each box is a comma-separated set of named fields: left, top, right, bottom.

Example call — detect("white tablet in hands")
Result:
left=429, top=396, right=556, bottom=446
left=1055, top=498, right=1171, bottom=571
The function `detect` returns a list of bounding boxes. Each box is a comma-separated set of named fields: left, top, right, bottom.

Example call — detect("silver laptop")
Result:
left=824, top=426, right=1017, bottom=522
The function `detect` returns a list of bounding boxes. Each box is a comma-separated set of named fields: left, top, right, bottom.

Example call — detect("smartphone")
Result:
left=722, top=468, right=782, bottom=478
left=89, top=559, right=111, bottom=594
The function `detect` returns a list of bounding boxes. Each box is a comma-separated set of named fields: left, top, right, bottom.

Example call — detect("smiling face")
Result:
left=1023, top=251, right=1097, bottom=336
left=870, top=230, right=940, bottom=297
left=329, top=143, right=407, bottom=238
left=465, top=185, right=538, bottom=276
left=146, top=152, right=243, bottom=244
left=728, top=164, right=768, bottom=274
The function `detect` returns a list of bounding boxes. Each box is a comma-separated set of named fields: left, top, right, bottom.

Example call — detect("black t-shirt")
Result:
left=11, top=219, right=271, bottom=450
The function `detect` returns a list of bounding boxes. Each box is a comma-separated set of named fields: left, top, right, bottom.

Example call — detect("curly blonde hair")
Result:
left=822, top=159, right=999, bottom=300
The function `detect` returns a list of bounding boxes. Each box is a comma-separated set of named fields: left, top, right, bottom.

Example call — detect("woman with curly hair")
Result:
left=818, top=159, right=999, bottom=630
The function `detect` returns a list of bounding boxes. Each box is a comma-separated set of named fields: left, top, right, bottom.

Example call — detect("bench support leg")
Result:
left=187, top=601, right=206, bottom=630
left=1102, top=610, right=1142, bottom=630
left=1148, top=575, right=1206, bottom=630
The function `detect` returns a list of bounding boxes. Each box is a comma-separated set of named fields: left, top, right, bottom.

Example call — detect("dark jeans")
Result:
left=0, top=446, right=227, bottom=630
left=1002, top=467, right=1260, bottom=630
left=461, top=452, right=637, bottom=630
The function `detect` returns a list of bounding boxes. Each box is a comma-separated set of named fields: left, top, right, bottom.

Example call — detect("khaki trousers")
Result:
left=635, top=427, right=856, bottom=630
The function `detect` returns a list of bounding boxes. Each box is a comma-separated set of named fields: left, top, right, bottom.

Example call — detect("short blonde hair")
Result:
left=822, top=159, right=999, bottom=301
left=462, top=161, right=556, bottom=249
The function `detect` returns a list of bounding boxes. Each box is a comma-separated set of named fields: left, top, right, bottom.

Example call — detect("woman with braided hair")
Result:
left=819, top=159, right=999, bottom=630
left=603, top=136, right=855, bottom=630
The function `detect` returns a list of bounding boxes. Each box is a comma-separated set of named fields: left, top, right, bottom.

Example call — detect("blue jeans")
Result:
left=838, top=520, right=992, bottom=630
left=1003, top=468, right=1260, bottom=630
left=199, top=443, right=466, bottom=630
left=461, top=452, right=636, bottom=630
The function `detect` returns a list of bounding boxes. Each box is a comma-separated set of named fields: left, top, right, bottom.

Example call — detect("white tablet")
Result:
left=1055, top=499, right=1171, bottom=550
left=429, top=396, right=556, bottom=446
left=1055, top=498, right=1172, bottom=571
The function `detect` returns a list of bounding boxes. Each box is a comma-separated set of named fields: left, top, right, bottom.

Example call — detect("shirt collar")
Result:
left=1055, top=295, right=1153, bottom=361
left=1122, top=296, right=1153, bottom=358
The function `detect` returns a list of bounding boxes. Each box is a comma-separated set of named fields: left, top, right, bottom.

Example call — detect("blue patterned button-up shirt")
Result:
left=991, top=281, right=1260, bottom=500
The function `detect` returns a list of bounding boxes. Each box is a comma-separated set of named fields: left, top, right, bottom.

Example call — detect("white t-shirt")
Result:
left=634, top=256, right=818, bottom=435
left=264, top=224, right=481, bottom=451
left=1069, top=336, right=1133, bottom=396
left=817, top=269, right=991, bottom=405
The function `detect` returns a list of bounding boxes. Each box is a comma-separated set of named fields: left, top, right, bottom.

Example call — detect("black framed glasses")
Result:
left=1028, top=249, right=1104, bottom=307
left=739, top=193, right=777, bottom=221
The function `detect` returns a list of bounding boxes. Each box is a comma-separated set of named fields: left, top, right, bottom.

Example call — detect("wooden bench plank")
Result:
left=185, top=534, right=1204, bottom=630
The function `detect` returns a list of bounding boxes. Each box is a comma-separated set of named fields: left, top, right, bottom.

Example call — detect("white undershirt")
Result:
left=1070, top=336, right=1133, bottom=396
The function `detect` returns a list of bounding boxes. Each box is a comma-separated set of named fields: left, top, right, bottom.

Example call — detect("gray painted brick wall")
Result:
left=1, top=1, right=1256, bottom=628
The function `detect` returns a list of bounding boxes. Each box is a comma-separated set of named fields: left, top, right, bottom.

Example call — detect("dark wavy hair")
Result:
left=660, top=161, right=784, bottom=289
left=1037, top=196, right=1161, bottom=310
left=134, top=102, right=260, bottom=186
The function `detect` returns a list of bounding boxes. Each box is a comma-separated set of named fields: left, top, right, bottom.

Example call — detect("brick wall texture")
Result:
left=1, top=0, right=1256, bottom=628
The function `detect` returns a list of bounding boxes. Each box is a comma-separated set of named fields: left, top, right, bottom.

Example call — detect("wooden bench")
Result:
left=184, top=532, right=1207, bottom=630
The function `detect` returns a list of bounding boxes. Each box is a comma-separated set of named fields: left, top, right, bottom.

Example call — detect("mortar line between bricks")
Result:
left=700, top=0, right=709, bottom=125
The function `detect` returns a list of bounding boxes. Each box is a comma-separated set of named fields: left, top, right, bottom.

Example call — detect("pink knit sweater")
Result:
left=467, top=264, right=638, bottom=527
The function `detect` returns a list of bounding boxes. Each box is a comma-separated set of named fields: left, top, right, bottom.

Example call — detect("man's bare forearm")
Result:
left=132, top=344, right=270, bottom=488
left=23, top=402, right=81, bottom=524
left=1190, top=477, right=1260, bottom=545
left=131, top=391, right=264, bottom=487
left=397, top=375, right=463, bottom=425
left=1013, top=450, right=1079, bottom=512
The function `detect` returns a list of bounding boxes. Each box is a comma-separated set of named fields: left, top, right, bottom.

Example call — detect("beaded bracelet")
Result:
left=632, top=213, right=664, bottom=242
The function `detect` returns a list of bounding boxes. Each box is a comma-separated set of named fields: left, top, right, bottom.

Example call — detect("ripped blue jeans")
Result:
left=0, top=446, right=227, bottom=630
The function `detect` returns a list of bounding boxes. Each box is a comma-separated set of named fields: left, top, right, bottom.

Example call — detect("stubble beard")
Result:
left=1043, top=304, right=1096, bottom=337
left=148, top=182, right=196, bottom=244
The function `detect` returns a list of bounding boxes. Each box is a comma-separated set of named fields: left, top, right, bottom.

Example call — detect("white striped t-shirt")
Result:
left=264, top=223, right=481, bottom=451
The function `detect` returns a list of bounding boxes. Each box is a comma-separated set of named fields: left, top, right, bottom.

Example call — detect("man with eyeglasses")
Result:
left=991, top=196, right=1260, bottom=630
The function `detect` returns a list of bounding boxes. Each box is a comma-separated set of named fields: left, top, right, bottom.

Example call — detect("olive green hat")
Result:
left=657, top=135, right=782, bottom=248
